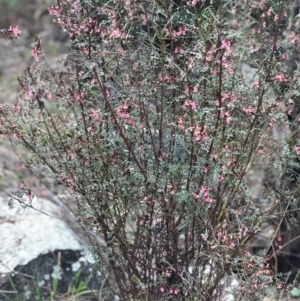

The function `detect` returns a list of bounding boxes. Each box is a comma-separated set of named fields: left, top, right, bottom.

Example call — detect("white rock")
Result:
left=0, top=194, right=83, bottom=273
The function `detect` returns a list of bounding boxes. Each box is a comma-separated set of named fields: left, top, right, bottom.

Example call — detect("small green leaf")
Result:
left=290, top=287, right=300, bottom=298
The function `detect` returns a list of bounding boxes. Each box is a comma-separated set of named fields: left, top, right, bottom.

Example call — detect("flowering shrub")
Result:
left=2, top=0, right=300, bottom=299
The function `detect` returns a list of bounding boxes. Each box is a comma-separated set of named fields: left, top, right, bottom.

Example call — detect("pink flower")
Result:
left=274, top=73, right=286, bottom=82
left=227, top=158, right=233, bottom=167
left=178, top=117, right=186, bottom=131
left=28, top=89, right=34, bottom=98
left=226, top=113, right=231, bottom=124
left=174, top=46, right=184, bottom=54
left=73, top=92, right=85, bottom=104
left=31, top=48, right=42, bottom=62
left=294, top=145, right=300, bottom=155
left=89, top=109, right=99, bottom=121
left=47, top=93, right=53, bottom=101
left=188, top=0, right=199, bottom=6
left=250, top=45, right=260, bottom=53
left=243, top=106, right=255, bottom=115
left=82, top=47, right=89, bottom=56
left=84, top=158, right=90, bottom=166
left=140, top=14, right=148, bottom=25
left=268, top=118, right=277, bottom=128
left=69, top=186, right=75, bottom=195
left=109, top=27, right=123, bottom=39
left=160, top=287, right=165, bottom=293
left=252, top=80, right=260, bottom=90
left=267, top=7, right=273, bottom=16
left=14, top=105, right=21, bottom=116
left=257, top=147, right=264, bottom=154
left=176, top=26, right=187, bottom=36
left=194, top=125, right=209, bottom=142
left=290, top=33, right=297, bottom=44
left=194, top=125, right=202, bottom=141
left=242, top=227, right=249, bottom=237
left=8, top=25, right=21, bottom=38
left=158, top=151, right=165, bottom=161
left=183, top=100, right=197, bottom=110
left=276, top=282, right=284, bottom=290
left=221, top=39, right=232, bottom=53
left=48, top=6, right=61, bottom=17
left=69, top=151, right=76, bottom=161
left=199, top=186, right=213, bottom=203
left=19, top=181, right=25, bottom=189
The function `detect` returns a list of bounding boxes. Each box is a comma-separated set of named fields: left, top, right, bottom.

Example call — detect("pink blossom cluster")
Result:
left=48, top=6, right=61, bottom=17
left=72, top=92, right=85, bottom=105
left=250, top=0, right=268, bottom=9
left=31, top=48, right=42, bottom=62
left=294, top=145, right=300, bottom=155
left=222, top=92, right=235, bottom=102
left=205, top=47, right=215, bottom=62
left=195, top=186, right=213, bottom=203
left=163, top=26, right=187, bottom=38
left=167, top=183, right=177, bottom=195
left=220, top=109, right=232, bottom=124
left=159, top=74, right=172, bottom=83
left=183, top=100, right=197, bottom=110
left=217, top=229, right=236, bottom=248
left=8, top=25, right=21, bottom=38
left=177, top=117, right=186, bottom=132
left=68, top=151, right=76, bottom=161
left=243, top=106, right=255, bottom=115
left=188, top=0, right=200, bottom=6
left=174, top=46, right=184, bottom=54
left=116, top=103, right=135, bottom=125
left=160, top=286, right=180, bottom=295
left=193, top=124, right=209, bottom=141
left=109, top=26, right=124, bottom=40
left=82, top=47, right=89, bottom=56
left=220, top=39, right=232, bottom=53
left=13, top=105, right=21, bottom=116
left=268, top=117, right=277, bottom=129
left=274, top=73, right=286, bottom=82
left=89, top=109, right=99, bottom=121
left=58, top=176, right=76, bottom=195
left=27, top=89, right=35, bottom=99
